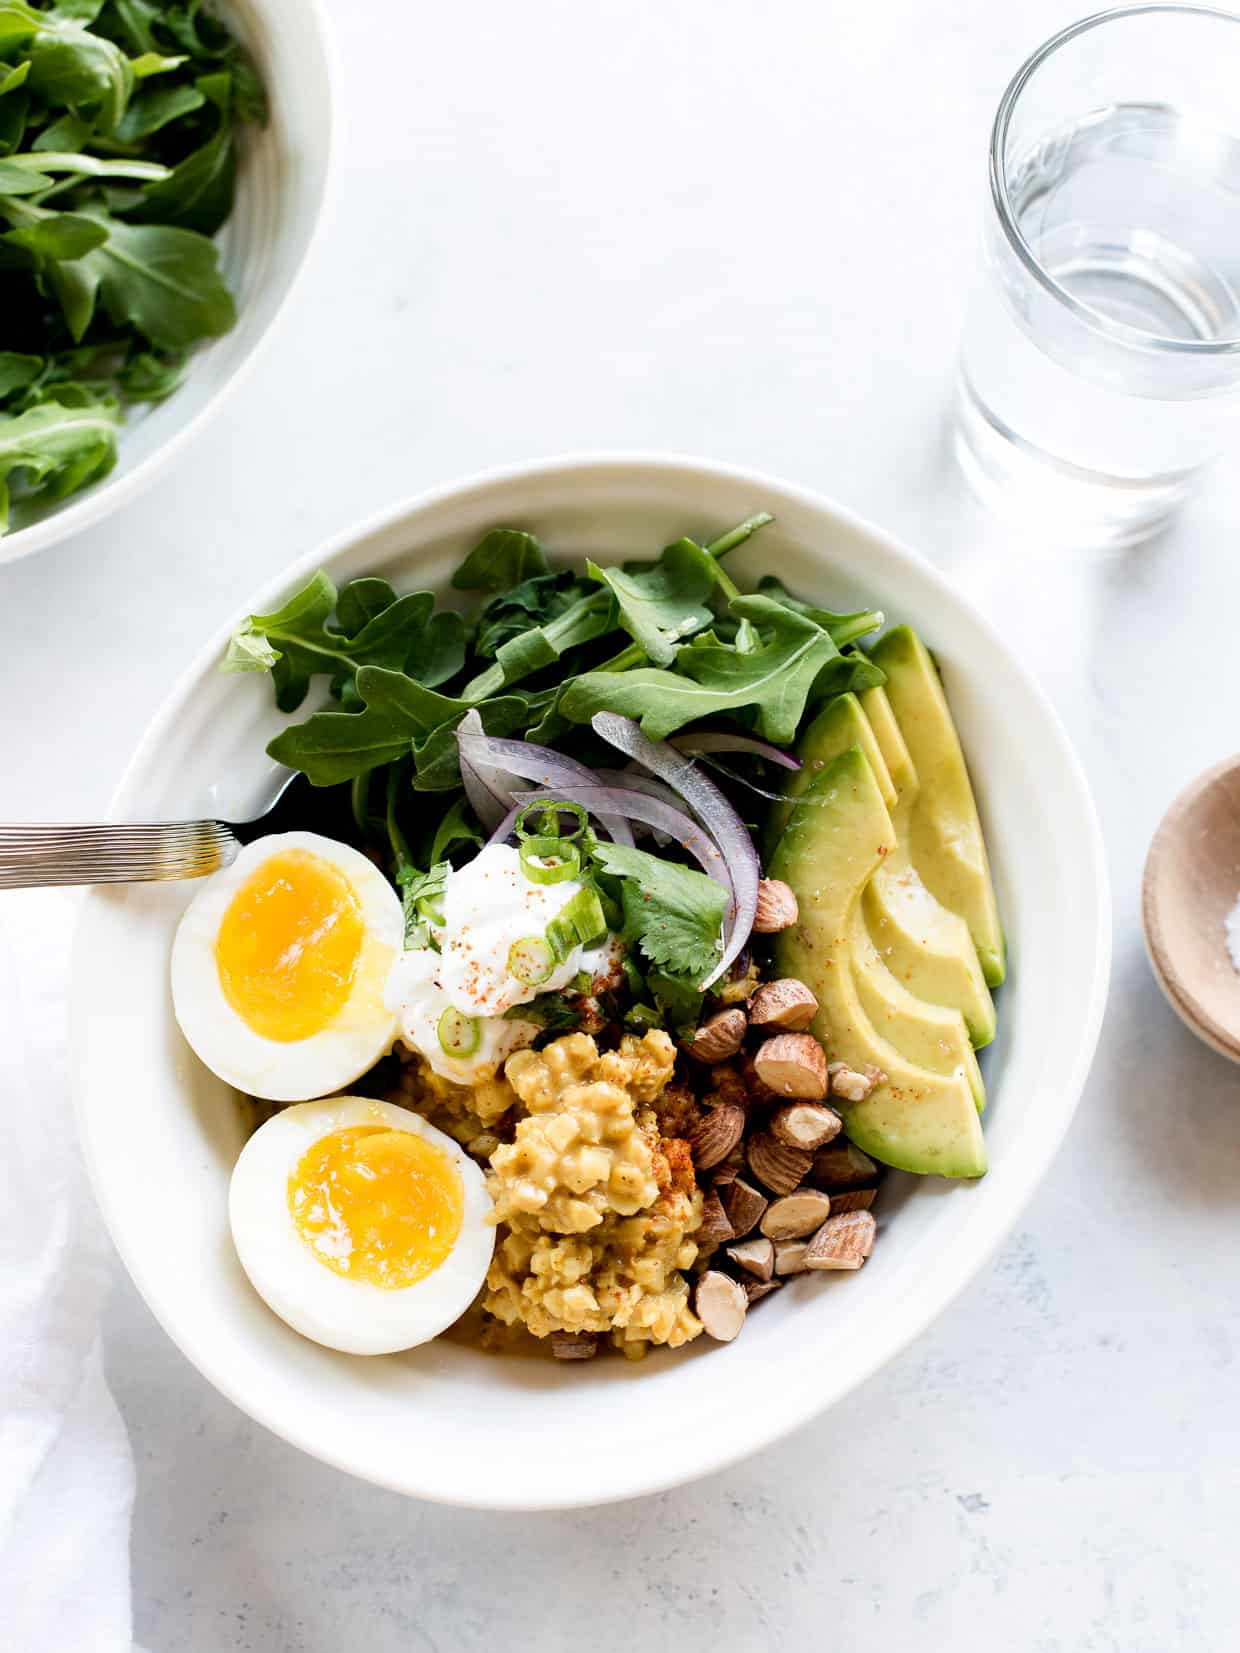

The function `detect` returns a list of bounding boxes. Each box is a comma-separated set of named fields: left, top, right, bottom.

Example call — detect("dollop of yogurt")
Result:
left=384, top=843, right=605, bottom=1083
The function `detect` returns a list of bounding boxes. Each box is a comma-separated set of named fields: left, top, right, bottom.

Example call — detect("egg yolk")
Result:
left=288, top=1125, right=464, bottom=1289
left=216, top=850, right=365, bottom=1042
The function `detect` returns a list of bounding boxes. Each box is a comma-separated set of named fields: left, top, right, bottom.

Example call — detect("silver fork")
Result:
left=0, top=773, right=338, bottom=890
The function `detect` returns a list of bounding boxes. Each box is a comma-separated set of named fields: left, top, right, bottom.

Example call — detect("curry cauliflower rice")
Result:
left=389, top=1029, right=705, bottom=1357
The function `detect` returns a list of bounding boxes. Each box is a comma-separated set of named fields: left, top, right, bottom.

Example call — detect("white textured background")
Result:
left=3, top=2, right=1240, bottom=1648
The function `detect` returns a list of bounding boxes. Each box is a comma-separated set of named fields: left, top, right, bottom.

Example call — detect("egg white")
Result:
left=229, top=1096, right=495, bottom=1355
left=171, top=831, right=402, bottom=1102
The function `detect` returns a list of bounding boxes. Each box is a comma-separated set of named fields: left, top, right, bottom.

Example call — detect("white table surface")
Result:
left=4, top=2, right=1240, bottom=1648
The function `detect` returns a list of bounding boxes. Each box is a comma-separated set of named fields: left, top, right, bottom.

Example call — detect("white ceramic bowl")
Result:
left=0, top=0, right=334, bottom=568
left=73, top=456, right=1111, bottom=1509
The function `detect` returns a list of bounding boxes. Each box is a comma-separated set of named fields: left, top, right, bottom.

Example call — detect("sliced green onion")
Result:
left=508, top=935, right=556, bottom=986
left=519, top=838, right=582, bottom=885
left=437, top=1006, right=481, bottom=1059
left=514, top=799, right=589, bottom=842
left=546, top=886, right=607, bottom=961
left=570, top=969, right=592, bottom=993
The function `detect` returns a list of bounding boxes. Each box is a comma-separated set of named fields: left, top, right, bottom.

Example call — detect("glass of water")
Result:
left=955, top=5, right=1240, bottom=548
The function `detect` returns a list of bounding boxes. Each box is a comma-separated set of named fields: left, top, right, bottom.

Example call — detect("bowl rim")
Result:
left=73, top=451, right=1113, bottom=1507
left=0, top=0, right=338, bottom=570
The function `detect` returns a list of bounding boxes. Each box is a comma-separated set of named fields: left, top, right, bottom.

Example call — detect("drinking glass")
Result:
left=954, top=5, right=1240, bottom=547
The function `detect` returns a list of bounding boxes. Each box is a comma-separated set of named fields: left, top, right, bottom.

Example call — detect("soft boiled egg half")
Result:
left=230, top=1097, right=494, bottom=1354
left=172, top=831, right=402, bottom=1102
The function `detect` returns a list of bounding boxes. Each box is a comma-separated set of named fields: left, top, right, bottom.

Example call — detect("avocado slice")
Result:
left=771, top=748, right=987, bottom=1179
left=777, top=677, right=992, bottom=1090
left=765, top=692, right=895, bottom=855
left=870, top=626, right=1006, bottom=987
left=859, top=686, right=913, bottom=791
left=850, top=906, right=986, bottom=1109
left=860, top=686, right=997, bottom=1047
left=863, top=860, right=997, bottom=1049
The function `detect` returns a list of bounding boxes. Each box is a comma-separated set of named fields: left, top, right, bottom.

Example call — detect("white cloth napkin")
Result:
left=0, top=889, right=136, bottom=1653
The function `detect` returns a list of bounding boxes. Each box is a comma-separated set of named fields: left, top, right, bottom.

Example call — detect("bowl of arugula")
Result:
left=0, top=0, right=333, bottom=564
left=73, top=455, right=1110, bottom=1508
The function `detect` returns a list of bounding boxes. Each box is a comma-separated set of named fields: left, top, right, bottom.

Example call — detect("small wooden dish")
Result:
left=1143, top=754, right=1240, bottom=1062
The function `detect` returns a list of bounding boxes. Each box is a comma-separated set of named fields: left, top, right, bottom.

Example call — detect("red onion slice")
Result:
left=590, top=712, right=760, bottom=987
left=456, top=714, right=513, bottom=832
left=456, top=719, right=634, bottom=846
left=670, top=732, right=800, bottom=771
left=592, top=768, right=685, bottom=844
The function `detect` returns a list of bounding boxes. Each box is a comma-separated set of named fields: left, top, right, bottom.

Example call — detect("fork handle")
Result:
left=0, top=821, right=240, bottom=889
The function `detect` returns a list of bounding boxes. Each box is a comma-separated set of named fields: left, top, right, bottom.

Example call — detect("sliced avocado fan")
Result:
left=870, top=627, right=1006, bottom=987
left=778, top=684, right=997, bottom=1049
left=771, top=747, right=987, bottom=1180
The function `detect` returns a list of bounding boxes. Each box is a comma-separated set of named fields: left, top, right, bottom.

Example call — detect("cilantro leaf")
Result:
left=592, top=840, right=726, bottom=986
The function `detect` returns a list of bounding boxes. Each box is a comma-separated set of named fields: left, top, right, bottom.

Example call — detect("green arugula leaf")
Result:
left=266, top=667, right=479, bottom=787
left=562, top=594, right=849, bottom=744
left=86, top=213, right=235, bottom=349
left=0, top=156, right=49, bottom=191
left=410, top=694, right=531, bottom=791
left=2, top=193, right=230, bottom=345
left=224, top=572, right=466, bottom=712
left=31, top=111, right=90, bottom=149
left=335, top=576, right=397, bottom=634
left=129, top=51, right=187, bottom=78
left=473, top=570, right=593, bottom=658
left=50, top=0, right=106, bottom=22
left=428, top=794, right=482, bottom=865
left=756, top=576, right=884, bottom=649
left=0, top=0, right=259, bottom=532
left=451, top=527, right=550, bottom=592
left=592, top=840, right=726, bottom=986
left=7, top=2, right=135, bottom=134
left=223, top=572, right=334, bottom=699
left=116, top=343, right=187, bottom=401
left=0, top=86, right=28, bottom=151
left=3, top=209, right=107, bottom=258
left=102, top=0, right=161, bottom=55
left=586, top=536, right=730, bottom=667
left=0, top=348, right=40, bottom=395
left=0, top=59, right=29, bottom=94
left=461, top=587, right=615, bottom=700
left=0, top=393, right=116, bottom=528
left=133, top=70, right=234, bottom=234
left=115, top=79, right=203, bottom=141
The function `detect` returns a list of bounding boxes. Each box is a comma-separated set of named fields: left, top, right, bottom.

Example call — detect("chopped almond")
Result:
left=752, top=1033, right=829, bottom=1100
left=749, top=978, right=819, bottom=1031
